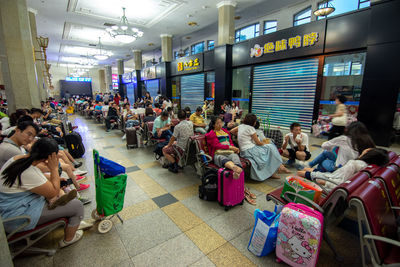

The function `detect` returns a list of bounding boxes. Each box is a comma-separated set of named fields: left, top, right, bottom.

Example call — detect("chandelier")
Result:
left=314, top=0, right=335, bottom=17
left=106, top=7, right=144, bottom=44
left=94, top=37, right=109, bottom=60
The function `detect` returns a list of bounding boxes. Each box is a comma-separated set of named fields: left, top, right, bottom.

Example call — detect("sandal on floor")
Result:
left=245, top=188, right=256, bottom=199
left=48, top=189, right=77, bottom=210
left=245, top=194, right=257, bottom=205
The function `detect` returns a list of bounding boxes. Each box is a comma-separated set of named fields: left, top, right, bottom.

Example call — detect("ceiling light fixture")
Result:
left=106, top=7, right=144, bottom=44
left=314, top=0, right=335, bottom=17
left=93, top=37, right=109, bottom=60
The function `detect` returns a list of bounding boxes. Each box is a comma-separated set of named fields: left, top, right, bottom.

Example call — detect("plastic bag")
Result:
left=281, top=176, right=323, bottom=207
left=248, top=207, right=280, bottom=257
left=99, top=156, right=126, bottom=177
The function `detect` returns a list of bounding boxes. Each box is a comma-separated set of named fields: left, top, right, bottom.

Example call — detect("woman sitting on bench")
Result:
left=0, top=137, right=84, bottom=248
left=297, top=148, right=389, bottom=191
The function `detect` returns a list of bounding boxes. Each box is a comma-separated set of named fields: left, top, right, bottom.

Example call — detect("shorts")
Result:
left=163, top=144, right=184, bottom=158
left=287, top=147, right=311, bottom=161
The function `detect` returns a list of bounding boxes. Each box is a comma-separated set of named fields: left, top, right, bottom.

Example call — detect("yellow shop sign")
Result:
left=250, top=32, right=319, bottom=58
left=177, top=58, right=200, bottom=72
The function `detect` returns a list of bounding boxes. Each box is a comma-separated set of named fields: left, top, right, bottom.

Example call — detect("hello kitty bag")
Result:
left=276, top=203, right=323, bottom=267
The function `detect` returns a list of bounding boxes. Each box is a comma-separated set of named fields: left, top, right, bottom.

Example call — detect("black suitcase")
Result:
left=126, top=127, right=138, bottom=149
left=65, top=132, right=85, bottom=158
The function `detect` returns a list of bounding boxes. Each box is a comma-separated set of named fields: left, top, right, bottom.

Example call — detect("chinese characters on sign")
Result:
left=250, top=32, right=319, bottom=58
left=177, top=58, right=200, bottom=72
left=65, top=77, right=92, bottom=82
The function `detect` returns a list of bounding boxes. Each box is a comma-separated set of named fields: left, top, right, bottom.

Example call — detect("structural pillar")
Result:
left=217, top=1, right=236, bottom=45
left=28, top=9, right=47, bottom=102
left=105, top=65, right=112, bottom=92
left=160, top=34, right=173, bottom=62
left=133, top=50, right=142, bottom=100
left=117, top=59, right=125, bottom=98
left=0, top=0, right=41, bottom=112
left=213, top=1, right=235, bottom=114
left=98, top=69, right=106, bottom=93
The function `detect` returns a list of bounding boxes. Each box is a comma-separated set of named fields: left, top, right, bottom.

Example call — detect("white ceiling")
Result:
left=27, top=0, right=305, bottom=68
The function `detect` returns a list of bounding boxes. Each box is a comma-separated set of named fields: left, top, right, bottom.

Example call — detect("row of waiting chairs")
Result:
left=266, top=152, right=400, bottom=265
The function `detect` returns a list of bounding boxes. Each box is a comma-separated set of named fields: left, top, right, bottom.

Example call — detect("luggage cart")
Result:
left=91, top=149, right=127, bottom=233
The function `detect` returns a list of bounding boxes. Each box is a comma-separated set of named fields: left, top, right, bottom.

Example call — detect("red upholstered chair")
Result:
left=388, top=151, right=397, bottom=161
left=144, top=121, right=166, bottom=145
left=349, top=179, right=400, bottom=266
left=5, top=216, right=67, bottom=259
left=389, top=155, right=400, bottom=168
left=373, top=165, right=400, bottom=208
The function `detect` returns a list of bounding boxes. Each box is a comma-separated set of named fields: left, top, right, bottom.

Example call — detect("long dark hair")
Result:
left=1, top=137, right=59, bottom=187
left=345, top=121, right=375, bottom=153
left=359, top=148, right=389, bottom=166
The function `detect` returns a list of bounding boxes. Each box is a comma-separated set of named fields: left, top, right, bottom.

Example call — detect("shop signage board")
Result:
left=141, top=66, right=157, bottom=80
left=171, top=54, right=204, bottom=75
left=65, top=77, right=92, bottom=82
left=232, top=20, right=326, bottom=67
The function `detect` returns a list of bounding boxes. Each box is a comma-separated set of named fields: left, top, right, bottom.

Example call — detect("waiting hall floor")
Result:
left=12, top=115, right=400, bottom=267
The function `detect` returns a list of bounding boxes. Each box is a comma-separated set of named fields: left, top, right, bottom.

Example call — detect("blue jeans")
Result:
left=154, top=129, right=172, bottom=142
left=309, top=150, right=337, bottom=172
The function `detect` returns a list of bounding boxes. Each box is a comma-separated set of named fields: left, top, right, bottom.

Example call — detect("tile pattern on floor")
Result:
left=12, top=114, right=400, bottom=267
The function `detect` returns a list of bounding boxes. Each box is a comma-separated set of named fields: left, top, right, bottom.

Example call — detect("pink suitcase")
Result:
left=276, top=203, right=323, bottom=267
left=217, top=168, right=245, bottom=211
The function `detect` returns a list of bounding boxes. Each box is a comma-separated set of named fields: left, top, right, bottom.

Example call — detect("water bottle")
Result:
left=199, top=150, right=208, bottom=165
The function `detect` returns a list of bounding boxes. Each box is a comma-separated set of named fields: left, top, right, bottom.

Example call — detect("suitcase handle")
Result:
left=283, top=192, right=324, bottom=213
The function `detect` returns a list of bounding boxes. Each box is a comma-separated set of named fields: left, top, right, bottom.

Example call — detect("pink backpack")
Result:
left=276, top=203, right=323, bottom=267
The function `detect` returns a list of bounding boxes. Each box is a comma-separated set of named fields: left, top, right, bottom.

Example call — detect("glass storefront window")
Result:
left=205, top=72, right=215, bottom=101
left=319, top=52, right=366, bottom=119
left=232, top=67, right=251, bottom=117
left=171, top=76, right=181, bottom=111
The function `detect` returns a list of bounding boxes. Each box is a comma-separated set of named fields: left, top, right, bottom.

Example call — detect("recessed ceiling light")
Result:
left=188, top=21, right=198, bottom=26
left=234, top=16, right=241, bottom=20
left=185, top=36, right=191, bottom=39
left=148, top=43, right=154, bottom=46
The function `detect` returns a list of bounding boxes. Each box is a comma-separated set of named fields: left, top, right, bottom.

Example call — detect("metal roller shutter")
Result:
left=181, top=73, right=205, bottom=112
left=252, top=58, right=319, bottom=131
left=144, top=80, right=159, bottom=100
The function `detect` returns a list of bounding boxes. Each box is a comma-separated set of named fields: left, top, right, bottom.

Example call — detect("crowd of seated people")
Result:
left=0, top=102, right=94, bottom=249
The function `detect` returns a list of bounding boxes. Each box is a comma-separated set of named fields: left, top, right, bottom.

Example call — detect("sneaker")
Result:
left=284, top=159, right=295, bottom=166
left=73, top=170, right=88, bottom=176
left=48, top=189, right=77, bottom=210
left=79, top=197, right=91, bottom=205
left=59, top=230, right=84, bottom=248
left=75, top=175, right=87, bottom=182
left=78, top=220, right=94, bottom=231
left=77, top=183, right=90, bottom=192
left=73, top=162, right=83, bottom=168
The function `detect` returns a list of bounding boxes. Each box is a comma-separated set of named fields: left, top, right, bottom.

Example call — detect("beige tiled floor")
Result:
left=11, top=115, right=400, bottom=267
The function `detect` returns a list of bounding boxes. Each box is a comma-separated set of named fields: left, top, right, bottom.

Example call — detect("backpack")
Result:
left=198, top=169, right=218, bottom=201
left=153, top=141, right=168, bottom=160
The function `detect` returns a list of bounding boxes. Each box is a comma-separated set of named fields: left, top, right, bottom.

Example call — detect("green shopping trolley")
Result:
left=91, top=149, right=127, bottom=233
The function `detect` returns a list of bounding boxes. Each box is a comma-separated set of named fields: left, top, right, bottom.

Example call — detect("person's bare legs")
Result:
left=224, top=161, right=242, bottom=177
left=60, top=163, right=80, bottom=189
left=64, top=225, right=79, bottom=241
left=162, top=147, right=175, bottom=164
left=59, top=152, right=75, bottom=170
left=295, top=151, right=307, bottom=161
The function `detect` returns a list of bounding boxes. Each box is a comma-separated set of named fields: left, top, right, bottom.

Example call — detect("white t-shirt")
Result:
left=163, top=100, right=172, bottom=108
left=238, top=124, right=256, bottom=152
left=0, top=157, right=47, bottom=193
left=285, top=132, right=309, bottom=150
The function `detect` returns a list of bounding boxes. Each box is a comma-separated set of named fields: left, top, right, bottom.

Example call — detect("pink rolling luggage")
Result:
left=217, top=168, right=245, bottom=211
left=276, top=203, right=323, bottom=267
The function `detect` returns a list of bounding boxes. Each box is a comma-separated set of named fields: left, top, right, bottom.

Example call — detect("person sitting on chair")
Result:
left=152, top=111, right=172, bottom=141
left=190, top=106, right=207, bottom=134
left=105, top=102, right=120, bottom=132
left=162, top=110, right=193, bottom=173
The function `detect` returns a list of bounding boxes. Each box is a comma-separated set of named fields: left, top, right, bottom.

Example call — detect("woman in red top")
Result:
left=114, top=93, right=121, bottom=106
left=205, top=116, right=256, bottom=204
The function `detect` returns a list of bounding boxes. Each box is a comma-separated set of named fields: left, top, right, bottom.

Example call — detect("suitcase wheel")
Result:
left=126, top=144, right=130, bottom=150
left=240, top=200, right=244, bottom=205
left=224, top=206, right=230, bottom=211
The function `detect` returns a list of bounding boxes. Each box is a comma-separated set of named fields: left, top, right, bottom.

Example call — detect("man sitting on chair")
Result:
left=153, top=111, right=172, bottom=141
